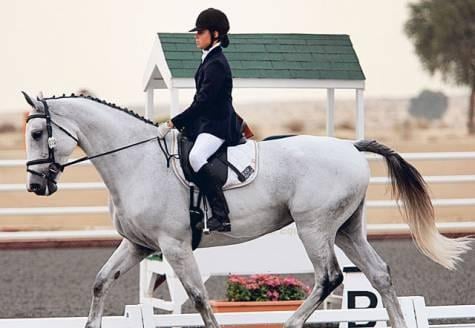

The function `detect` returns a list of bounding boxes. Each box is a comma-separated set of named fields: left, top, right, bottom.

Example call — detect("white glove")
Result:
left=157, top=123, right=171, bottom=139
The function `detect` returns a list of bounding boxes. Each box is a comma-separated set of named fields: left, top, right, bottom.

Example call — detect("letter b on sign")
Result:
left=348, top=291, right=378, bottom=327
left=339, top=266, right=387, bottom=328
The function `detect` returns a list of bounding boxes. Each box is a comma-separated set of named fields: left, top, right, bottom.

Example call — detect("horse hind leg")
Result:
left=283, top=219, right=344, bottom=328
left=335, top=199, right=408, bottom=328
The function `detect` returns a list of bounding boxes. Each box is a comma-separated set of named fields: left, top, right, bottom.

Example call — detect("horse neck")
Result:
left=56, top=98, right=167, bottom=194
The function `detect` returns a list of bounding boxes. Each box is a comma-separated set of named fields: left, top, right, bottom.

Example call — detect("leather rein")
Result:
left=26, top=98, right=178, bottom=190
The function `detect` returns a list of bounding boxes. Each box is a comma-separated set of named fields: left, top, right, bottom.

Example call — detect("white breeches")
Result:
left=189, top=133, right=225, bottom=172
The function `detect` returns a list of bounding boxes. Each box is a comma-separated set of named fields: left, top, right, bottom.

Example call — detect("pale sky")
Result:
left=0, top=0, right=469, bottom=113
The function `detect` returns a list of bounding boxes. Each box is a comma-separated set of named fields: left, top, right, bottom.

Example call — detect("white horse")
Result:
left=22, top=92, right=472, bottom=328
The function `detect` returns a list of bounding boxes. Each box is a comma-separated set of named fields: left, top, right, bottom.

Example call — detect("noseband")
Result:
left=25, top=98, right=178, bottom=191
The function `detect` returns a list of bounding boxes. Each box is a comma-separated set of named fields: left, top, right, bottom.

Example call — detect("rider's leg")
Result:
left=189, top=133, right=231, bottom=232
left=189, top=133, right=225, bottom=173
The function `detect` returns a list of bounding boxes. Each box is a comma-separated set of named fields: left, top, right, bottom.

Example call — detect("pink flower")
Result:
left=282, top=277, right=299, bottom=286
left=266, top=290, right=279, bottom=300
left=245, top=283, right=259, bottom=290
left=228, top=275, right=248, bottom=286
left=262, top=275, right=280, bottom=287
left=227, top=274, right=309, bottom=301
left=268, top=290, right=279, bottom=301
left=228, top=275, right=241, bottom=283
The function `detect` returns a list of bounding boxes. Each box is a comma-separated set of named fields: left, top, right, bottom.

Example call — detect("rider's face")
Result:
left=194, top=29, right=219, bottom=49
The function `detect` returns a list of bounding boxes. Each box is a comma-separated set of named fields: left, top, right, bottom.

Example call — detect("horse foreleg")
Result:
left=161, top=237, right=220, bottom=328
left=85, top=239, right=153, bottom=328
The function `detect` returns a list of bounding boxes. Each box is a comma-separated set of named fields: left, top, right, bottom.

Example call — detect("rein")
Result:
left=26, top=98, right=178, bottom=189
left=63, top=134, right=179, bottom=168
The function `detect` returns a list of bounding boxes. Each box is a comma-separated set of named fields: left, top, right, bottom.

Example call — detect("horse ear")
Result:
left=21, top=91, right=35, bottom=108
left=21, top=91, right=44, bottom=112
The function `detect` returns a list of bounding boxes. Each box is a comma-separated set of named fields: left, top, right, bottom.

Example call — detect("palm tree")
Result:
left=404, top=0, right=475, bottom=134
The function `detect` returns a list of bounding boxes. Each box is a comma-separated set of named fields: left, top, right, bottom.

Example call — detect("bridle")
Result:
left=26, top=98, right=178, bottom=192
left=26, top=98, right=76, bottom=192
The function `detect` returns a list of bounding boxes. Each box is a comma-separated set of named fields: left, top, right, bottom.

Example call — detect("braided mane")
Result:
left=44, top=93, right=159, bottom=127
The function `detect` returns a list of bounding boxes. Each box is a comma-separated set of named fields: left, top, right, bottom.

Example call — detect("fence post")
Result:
left=140, top=303, right=155, bottom=328
left=412, top=296, right=429, bottom=328
left=124, top=304, right=145, bottom=328
left=399, top=297, right=418, bottom=327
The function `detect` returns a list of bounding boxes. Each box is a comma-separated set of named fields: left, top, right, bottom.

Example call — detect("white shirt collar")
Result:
left=201, top=41, right=221, bottom=63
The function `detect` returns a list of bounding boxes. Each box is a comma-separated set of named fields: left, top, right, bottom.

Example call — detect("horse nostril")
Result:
left=29, top=183, right=41, bottom=192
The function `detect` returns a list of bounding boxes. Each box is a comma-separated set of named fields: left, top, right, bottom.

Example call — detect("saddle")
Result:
left=178, top=134, right=250, bottom=187
left=172, top=130, right=258, bottom=190
left=177, top=133, right=297, bottom=187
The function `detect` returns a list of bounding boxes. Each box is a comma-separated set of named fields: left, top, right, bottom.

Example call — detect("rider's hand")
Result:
left=158, top=123, right=171, bottom=139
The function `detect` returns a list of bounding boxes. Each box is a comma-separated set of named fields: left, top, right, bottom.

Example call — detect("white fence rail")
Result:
left=366, top=151, right=475, bottom=160
left=1, top=221, right=474, bottom=244
left=1, top=297, right=474, bottom=328
left=0, top=159, right=92, bottom=167
left=0, top=182, right=105, bottom=192
left=2, top=173, right=475, bottom=192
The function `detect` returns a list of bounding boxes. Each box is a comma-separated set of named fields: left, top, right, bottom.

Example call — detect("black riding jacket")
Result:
left=170, top=45, right=242, bottom=146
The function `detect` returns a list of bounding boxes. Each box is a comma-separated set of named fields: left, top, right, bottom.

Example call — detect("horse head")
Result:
left=22, top=91, right=79, bottom=196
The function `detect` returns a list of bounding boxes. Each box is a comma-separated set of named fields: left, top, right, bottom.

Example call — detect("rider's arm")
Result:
left=170, top=60, right=225, bottom=131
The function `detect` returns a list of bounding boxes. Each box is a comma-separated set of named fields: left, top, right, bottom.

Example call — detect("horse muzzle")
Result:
left=27, top=163, right=60, bottom=196
left=28, top=182, right=46, bottom=195
left=27, top=180, right=58, bottom=196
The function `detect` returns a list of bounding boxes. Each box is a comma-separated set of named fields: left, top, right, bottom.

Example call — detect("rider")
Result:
left=157, top=8, right=244, bottom=232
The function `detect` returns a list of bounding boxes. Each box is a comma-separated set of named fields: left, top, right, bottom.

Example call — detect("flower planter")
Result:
left=210, top=299, right=304, bottom=328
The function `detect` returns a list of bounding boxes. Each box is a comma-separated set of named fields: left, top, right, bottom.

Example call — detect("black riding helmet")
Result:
left=189, top=8, right=230, bottom=49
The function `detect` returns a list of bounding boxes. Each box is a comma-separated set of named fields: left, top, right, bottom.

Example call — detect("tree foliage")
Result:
left=404, top=0, right=475, bottom=132
left=404, top=0, right=475, bottom=85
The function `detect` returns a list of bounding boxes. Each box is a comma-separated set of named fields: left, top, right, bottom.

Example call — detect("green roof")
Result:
left=157, top=32, right=365, bottom=81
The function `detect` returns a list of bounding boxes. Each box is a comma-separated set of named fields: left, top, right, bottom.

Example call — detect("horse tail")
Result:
left=353, top=139, right=473, bottom=270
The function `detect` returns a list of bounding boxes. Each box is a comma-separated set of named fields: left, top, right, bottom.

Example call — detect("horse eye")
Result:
left=31, top=130, right=43, bottom=140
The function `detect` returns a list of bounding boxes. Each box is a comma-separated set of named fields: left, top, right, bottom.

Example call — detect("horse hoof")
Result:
left=84, top=320, right=100, bottom=328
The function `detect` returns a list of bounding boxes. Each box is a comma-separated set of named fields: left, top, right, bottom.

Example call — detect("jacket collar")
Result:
left=201, top=42, right=222, bottom=64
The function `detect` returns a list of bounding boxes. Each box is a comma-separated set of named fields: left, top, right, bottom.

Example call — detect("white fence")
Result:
left=1, top=296, right=474, bottom=328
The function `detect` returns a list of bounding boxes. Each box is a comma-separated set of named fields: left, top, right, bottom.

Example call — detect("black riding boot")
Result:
left=193, top=163, right=231, bottom=232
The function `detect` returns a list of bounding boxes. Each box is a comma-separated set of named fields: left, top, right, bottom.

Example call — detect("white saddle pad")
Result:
left=170, top=130, right=259, bottom=190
